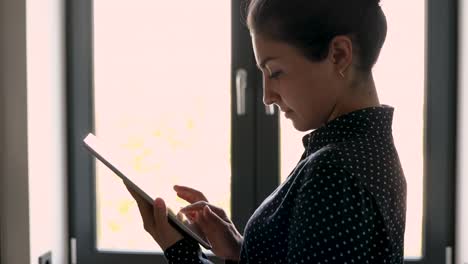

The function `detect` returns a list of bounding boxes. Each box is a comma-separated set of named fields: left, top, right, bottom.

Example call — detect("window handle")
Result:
left=446, top=246, right=452, bottom=264
left=70, top=237, right=77, bottom=264
left=265, top=105, right=275, bottom=115
left=236, top=69, right=247, bottom=116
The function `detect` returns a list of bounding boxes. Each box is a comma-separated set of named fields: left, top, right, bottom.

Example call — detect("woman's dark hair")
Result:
left=246, top=0, right=387, bottom=73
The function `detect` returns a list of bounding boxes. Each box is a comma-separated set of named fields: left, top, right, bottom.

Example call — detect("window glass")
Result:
left=93, top=1, right=231, bottom=252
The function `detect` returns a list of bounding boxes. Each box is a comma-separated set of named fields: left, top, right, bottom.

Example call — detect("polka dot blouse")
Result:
left=164, top=105, right=407, bottom=264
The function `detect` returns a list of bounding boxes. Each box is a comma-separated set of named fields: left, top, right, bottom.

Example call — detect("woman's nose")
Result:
left=263, top=77, right=278, bottom=106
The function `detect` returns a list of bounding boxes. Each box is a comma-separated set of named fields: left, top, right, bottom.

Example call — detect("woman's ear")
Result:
left=329, top=35, right=353, bottom=77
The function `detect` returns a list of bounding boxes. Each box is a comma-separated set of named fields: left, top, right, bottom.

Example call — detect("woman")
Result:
left=126, top=0, right=407, bottom=263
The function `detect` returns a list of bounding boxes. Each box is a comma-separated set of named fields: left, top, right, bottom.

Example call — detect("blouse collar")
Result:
left=302, top=105, right=395, bottom=155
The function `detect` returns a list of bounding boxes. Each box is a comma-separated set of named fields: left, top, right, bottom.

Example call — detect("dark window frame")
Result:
left=66, top=1, right=257, bottom=263
left=419, top=0, right=458, bottom=263
left=66, top=0, right=458, bottom=263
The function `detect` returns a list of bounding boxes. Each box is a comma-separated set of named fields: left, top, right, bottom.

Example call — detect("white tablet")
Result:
left=83, top=133, right=212, bottom=249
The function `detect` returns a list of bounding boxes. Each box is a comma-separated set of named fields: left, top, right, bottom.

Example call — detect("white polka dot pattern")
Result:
left=164, top=105, right=407, bottom=264
left=164, top=238, right=213, bottom=264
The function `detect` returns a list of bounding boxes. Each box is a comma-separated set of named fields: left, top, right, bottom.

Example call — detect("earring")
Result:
left=339, top=71, right=345, bottom=78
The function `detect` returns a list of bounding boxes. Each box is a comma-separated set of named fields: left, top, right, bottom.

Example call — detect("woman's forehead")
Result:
left=252, top=35, right=302, bottom=65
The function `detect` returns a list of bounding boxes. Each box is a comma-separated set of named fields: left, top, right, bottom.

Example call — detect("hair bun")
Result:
left=363, top=0, right=382, bottom=6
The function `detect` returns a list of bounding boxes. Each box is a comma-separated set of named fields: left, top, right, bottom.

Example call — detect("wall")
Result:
left=26, top=0, right=68, bottom=263
left=457, top=1, right=468, bottom=263
left=0, top=0, right=68, bottom=263
left=0, top=0, right=31, bottom=263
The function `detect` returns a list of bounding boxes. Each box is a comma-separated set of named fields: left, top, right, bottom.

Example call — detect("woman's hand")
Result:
left=125, top=182, right=183, bottom=251
left=174, top=185, right=243, bottom=261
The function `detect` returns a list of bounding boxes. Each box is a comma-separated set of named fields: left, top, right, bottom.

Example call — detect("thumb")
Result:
left=153, top=198, right=168, bottom=228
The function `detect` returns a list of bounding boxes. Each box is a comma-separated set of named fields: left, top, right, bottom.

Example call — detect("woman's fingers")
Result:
left=174, top=185, right=208, bottom=203
left=197, top=205, right=226, bottom=234
left=124, top=182, right=184, bottom=250
left=151, top=197, right=184, bottom=250
left=153, top=198, right=168, bottom=231
left=125, top=184, right=155, bottom=232
left=180, top=201, right=229, bottom=222
left=125, top=182, right=166, bottom=233
left=180, top=201, right=209, bottom=213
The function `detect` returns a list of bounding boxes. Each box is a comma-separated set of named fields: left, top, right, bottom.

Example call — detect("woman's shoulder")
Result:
left=299, top=138, right=406, bottom=217
left=298, top=144, right=351, bottom=183
left=303, top=143, right=348, bottom=170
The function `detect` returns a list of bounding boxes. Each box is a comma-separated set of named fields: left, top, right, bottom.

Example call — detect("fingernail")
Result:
left=154, top=198, right=163, bottom=208
left=186, top=212, right=193, bottom=220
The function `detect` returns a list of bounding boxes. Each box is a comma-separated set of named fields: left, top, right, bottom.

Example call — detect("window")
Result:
left=68, top=1, right=256, bottom=263
left=68, top=0, right=457, bottom=263
left=92, top=1, right=232, bottom=252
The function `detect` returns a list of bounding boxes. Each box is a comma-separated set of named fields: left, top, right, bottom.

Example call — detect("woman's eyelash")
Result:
left=269, top=71, right=282, bottom=79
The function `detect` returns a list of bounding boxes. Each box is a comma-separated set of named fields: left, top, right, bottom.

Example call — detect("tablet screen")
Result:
left=83, top=133, right=212, bottom=249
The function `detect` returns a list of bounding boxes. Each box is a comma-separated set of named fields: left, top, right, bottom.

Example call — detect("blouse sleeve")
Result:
left=164, top=237, right=214, bottom=264
left=286, top=159, right=385, bottom=263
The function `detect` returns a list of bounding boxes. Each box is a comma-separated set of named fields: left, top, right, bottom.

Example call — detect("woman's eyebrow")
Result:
left=257, top=56, right=278, bottom=69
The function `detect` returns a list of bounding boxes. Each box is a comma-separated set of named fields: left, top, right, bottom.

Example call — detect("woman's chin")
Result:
left=293, top=125, right=310, bottom=132
left=284, top=111, right=314, bottom=132
left=290, top=119, right=309, bottom=132
left=289, top=115, right=316, bottom=132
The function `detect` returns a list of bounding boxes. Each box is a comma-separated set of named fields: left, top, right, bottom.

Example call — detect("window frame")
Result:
left=416, top=0, right=458, bottom=263
left=66, top=0, right=256, bottom=263
left=66, top=0, right=458, bottom=263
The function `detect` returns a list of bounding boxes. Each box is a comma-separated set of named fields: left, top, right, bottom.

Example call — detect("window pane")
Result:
left=280, top=0, right=425, bottom=259
left=93, top=1, right=231, bottom=252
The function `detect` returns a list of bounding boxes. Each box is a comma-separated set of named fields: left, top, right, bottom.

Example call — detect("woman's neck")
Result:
left=327, top=74, right=380, bottom=122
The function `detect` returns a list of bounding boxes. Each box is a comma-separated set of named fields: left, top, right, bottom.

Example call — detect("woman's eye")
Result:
left=269, top=71, right=282, bottom=79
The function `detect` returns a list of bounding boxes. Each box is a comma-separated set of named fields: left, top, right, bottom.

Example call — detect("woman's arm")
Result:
left=165, top=237, right=242, bottom=264
left=125, top=185, right=215, bottom=263
left=127, top=183, right=243, bottom=263
left=164, top=237, right=214, bottom=264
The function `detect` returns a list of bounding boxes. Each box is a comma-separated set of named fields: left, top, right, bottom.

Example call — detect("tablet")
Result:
left=83, top=133, right=212, bottom=249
